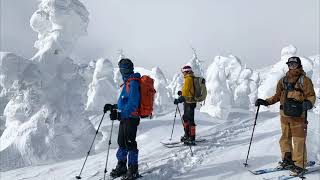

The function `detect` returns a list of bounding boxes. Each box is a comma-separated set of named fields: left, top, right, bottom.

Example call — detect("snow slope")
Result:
left=1, top=109, right=319, bottom=180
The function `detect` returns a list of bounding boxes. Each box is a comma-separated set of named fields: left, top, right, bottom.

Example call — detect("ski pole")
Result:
left=103, top=120, right=115, bottom=180
left=300, top=110, right=308, bottom=180
left=177, top=105, right=194, bottom=157
left=76, top=113, right=106, bottom=179
left=243, top=105, right=260, bottom=167
left=169, top=105, right=179, bottom=141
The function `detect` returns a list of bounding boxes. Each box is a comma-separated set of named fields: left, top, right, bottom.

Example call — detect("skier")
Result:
left=105, top=58, right=141, bottom=180
left=174, top=65, right=197, bottom=145
left=255, top=56, right=315, bottom=176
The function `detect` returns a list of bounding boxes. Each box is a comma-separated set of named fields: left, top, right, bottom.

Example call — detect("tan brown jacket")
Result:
left=266, top=68, right=316, bottom=118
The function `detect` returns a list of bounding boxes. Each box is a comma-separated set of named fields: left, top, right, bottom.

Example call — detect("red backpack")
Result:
left=125, top=75, right=156, bottom=118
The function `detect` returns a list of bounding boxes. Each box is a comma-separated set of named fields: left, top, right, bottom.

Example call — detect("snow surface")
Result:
left=1, top=110, right=319, bottom=180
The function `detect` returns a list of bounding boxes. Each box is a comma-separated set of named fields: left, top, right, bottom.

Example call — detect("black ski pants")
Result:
left=117, top=118, right=140, bottom=151
left=183, top=103, right=196, bottom=126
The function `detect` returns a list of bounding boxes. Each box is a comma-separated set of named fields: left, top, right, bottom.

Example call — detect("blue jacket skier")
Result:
left=106, top=58, right=141, bottom=180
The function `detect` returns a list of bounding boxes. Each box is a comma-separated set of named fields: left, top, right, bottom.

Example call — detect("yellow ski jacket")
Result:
left=182, top=73, right=196, bottom=103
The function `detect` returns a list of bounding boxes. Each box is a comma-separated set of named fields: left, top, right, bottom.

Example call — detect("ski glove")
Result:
left=174, top=96, right=185, bottom=104
left=104, top=104, right=117, bottom=113
left=302, top=100, right=313, bottom=111
left=255, top=99, right=269, bottom=106
left=110, top=109, right=121, bottom=121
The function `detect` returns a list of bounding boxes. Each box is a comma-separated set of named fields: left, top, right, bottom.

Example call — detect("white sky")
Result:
left=1, top=0, right=319, bottom=76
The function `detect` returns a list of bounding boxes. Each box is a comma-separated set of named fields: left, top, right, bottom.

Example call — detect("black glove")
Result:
left=174, top=99, right=179, bottom=105
left=255, top=98, right=269, bottom=106
left=302, top=100, right=313, bottom=111
left=104, top=104, right=117, bottom=113
left=177, top=91, right=182, bottom=96
left=104, top=104, right=111, bottom=113
left=174, top=96, right=185, bottom=105
left=110, top=109, right=120, bottom=121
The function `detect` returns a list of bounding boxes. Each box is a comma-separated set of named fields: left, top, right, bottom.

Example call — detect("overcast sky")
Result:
left=1, top=0, right=319, bottom=76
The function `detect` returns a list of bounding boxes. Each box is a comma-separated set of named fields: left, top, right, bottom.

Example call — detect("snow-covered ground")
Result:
left=1, top=109, right=319, bottom=180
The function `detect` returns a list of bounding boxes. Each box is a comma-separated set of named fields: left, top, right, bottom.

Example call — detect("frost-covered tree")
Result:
left=86, top=58, right=117, bottom=112
left=0, top=0, right=95, bottom=170
left=152, top=67, right=173, bottom=115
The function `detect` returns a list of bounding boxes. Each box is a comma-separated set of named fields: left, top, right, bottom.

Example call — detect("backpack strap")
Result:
left=282, top=75, right=304, bottom=100
left=298, top=75, right=304, bottom=89
left=282, top=76, right=288, bottom=90
left=124, top=77, right=140, bottom=93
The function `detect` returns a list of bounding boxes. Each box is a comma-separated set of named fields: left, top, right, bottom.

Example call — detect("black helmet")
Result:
left=286, top=56, right=302, bottom=67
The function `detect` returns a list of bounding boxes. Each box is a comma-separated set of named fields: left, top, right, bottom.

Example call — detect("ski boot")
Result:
left=184, top=137, right=196, bottom=146
left=121, top=164, right=140, bottom=180
left=289, top=165, right=307, bottom=176
left=110, top=160, right=127, bottom=178
left=180, top=134, right=189, bottom=143
left=276, top=152, right=295, bottom=170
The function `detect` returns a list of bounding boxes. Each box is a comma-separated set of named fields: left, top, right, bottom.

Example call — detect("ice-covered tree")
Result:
left=152, top=67, right=173, bottom=115
left=86, top=58, right=117, bottom=112
left=0, top=0, right=95, bottom=170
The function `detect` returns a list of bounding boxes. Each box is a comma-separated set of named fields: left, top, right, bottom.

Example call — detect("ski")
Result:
left=248, top=161, right=315, bottom=175
left=248, top=167, right=284, bottom=175
left=277, top=165, right=320, bottom=180
left=161, top=138, right=206, bottom=145
left=108, top=174, right=143, bottom=180
left=108, top=169, right=153, bottom=180
left=161, top=139, right=207, bottom=148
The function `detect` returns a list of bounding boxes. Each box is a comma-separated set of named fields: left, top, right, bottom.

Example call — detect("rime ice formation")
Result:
left=0, top=0, right=95, bottom=171
left=86, top=58, right=117, bottom=112
left=201, top=55, right=259, bottom=118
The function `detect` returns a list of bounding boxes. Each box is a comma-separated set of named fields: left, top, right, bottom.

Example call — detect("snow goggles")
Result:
left=119, top=67, right=133, bottom=74
left=287, top=62, right=299, bottom=69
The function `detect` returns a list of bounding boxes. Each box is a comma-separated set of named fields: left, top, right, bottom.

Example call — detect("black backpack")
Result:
left=282, top=75, right=304, bottom=117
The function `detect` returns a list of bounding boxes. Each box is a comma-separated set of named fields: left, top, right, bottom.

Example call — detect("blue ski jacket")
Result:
left=117, top=72, right=141, bottom=119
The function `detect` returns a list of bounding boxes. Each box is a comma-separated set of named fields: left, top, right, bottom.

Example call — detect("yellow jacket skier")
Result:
left=174, top=65, right=197, bottom=145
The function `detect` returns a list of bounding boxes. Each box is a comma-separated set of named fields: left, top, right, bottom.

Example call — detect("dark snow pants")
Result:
left=183, top=103, right=197, bottom=140
left=116, top=118, right=140, bottom=166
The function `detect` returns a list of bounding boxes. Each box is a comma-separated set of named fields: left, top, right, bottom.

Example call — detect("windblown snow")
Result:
left=0, top=0, right=319, bottom=179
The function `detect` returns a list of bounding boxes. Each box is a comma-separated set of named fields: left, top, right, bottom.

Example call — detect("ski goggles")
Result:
left=287, top=62, right=299, bottom=69
left=119, top=67, right=134, bottom=75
